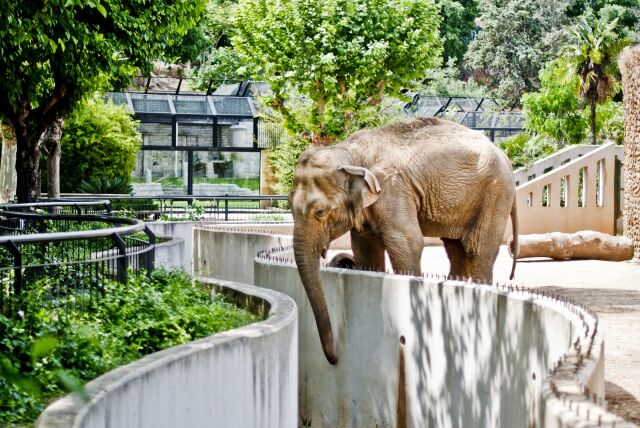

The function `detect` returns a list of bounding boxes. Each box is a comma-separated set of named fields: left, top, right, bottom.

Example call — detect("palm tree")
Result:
left=567, top=17, right=630, bottom=145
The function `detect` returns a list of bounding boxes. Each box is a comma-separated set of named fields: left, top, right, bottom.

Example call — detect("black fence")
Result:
left=0, top=205, right=155, bottom=317
left=58, top=194, right=291, bottom=222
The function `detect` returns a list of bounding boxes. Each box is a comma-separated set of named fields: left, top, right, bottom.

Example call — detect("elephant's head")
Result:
left=289, top=146, right=381, bottom=364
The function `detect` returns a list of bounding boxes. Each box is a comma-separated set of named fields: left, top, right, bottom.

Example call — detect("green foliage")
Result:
left=190, top=1, right=255, bottom=83
left=522, top=59, right=588, bottom=146
left=193, top=46, right=254, bottom=83
left=266, top=130, right=311, bottom=195
left=565, top=0, right=640, bottom=39
left=60, top=97, right=140, bottom=192
left=422, top=59, right=490, bottom=97
left=592, top=99, right=625, bottom=144
left=77, top=177, right=133, bottom=194
left=439, top=0, right=479, bottom=65
left=565, top=15, right=630, bottom=143
left=0, top=269, right=257, bottom=426
left=232, top=0, right=442, bottom=145
left=499, top=133, right=558, bottom=169
left=0, top=0, right=205, bottom=201
left=465, top=0, right=568, bottom=105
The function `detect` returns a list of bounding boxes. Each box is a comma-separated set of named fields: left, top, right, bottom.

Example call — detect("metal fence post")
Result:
left=143, top=226, right=156, bottom=277
left=5, top=240, right=22, bottom=297
left=111, top=232, right=128, bottom=284
left=224, top=194, right=229, bottom=221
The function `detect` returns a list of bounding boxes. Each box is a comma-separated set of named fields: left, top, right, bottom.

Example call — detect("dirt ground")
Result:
left=419, top=245, right=640, bottom=424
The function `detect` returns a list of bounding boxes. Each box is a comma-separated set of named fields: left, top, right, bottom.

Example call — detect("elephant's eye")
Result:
left=315, top=207, right=328, bottom=218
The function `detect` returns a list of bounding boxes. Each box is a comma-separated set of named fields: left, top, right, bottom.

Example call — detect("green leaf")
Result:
left=96, top=3, right=107, bottom=18
left=57, top=370, right=90, bottom=403
left=31, top=336, right=58, bottom=364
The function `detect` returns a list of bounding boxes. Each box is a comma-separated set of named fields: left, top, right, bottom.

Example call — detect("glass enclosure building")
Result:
left=106, top=79, right=523, bottom=196
left=106, top=91, right=277, bottom=196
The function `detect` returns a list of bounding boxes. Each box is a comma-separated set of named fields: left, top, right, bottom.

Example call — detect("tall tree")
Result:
left=464, top=0, right=568, bottom=105
left=439, top=0, right=479, bottom=65
left=566, top=16, right=629, bottom=144
left=232, top=0, right=442, bottom=145
left=565, top=0, right=640, bottom=38
left=619, top=46, right=640, bottom=261
left=522, top=59, right=588, bottom=147
left=0, top=0, right=204, bottom=202
left=0, top=119, right=17, bottom=203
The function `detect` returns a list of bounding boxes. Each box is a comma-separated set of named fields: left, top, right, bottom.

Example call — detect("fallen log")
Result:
left=508, top=231, right=634, bottom=261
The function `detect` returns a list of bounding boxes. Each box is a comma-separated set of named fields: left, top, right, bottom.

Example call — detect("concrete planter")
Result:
left=37, top=279, right=298, bottom=428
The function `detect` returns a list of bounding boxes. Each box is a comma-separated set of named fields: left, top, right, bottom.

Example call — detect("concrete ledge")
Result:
left=255, top=253, right=630, bottom=427
left=190, top=226, right=632, bottom=427
left=37, top=279, right=298, bottom=428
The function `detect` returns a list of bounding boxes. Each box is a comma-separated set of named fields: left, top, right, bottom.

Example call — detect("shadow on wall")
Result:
left=409, top=280, right=556, bottom=427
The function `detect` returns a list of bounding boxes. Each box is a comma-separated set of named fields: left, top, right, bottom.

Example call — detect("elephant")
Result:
left=289, top=117, right=518, bottom=364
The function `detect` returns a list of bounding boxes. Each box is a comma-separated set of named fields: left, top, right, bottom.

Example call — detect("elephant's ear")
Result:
left=338, top=165, right=381, bottom=208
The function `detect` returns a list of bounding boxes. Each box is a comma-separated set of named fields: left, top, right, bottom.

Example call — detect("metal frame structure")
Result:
left=0, top=202, right=156, bottom=316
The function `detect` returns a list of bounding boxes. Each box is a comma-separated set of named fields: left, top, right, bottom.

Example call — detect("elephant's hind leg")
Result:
left=442, top=238, right=466, bottom=279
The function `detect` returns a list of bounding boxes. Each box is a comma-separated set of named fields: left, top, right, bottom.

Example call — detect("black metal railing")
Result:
left=0, top=206, right=155, bottom=317
left=0, top=199, right=113, bottom=216
left=57, top=195, right=291, bottom=221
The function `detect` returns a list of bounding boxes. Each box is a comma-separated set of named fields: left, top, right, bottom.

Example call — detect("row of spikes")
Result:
left=198, top=225, right=292, bottom=236
left=255, top=245, right=600, bottom=363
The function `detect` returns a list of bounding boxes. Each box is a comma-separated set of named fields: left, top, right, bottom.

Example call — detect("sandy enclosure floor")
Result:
left=327, top=245, right=640, bottom=423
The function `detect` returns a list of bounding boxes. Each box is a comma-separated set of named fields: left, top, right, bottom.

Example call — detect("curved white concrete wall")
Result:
left=193, top=226, right=633, bottom=428
left=37, top=279, right=298, bottom=428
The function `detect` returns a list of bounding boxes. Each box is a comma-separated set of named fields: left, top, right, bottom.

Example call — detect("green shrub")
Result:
left=592, top=100, right=624, bottom=145
left=77, top=177, right=133, bottom=194
left=0, top=269, right=258, bottom=426
left=522, top=59, right=588, bottom=147
left=499, top=133, right=558, bottom=169
left=266, top=132, right=311, bottom=195
left=60, top=97, right=141, bottom=193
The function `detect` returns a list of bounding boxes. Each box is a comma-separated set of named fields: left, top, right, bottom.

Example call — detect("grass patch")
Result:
left=131, top=176, right=260, bottom=191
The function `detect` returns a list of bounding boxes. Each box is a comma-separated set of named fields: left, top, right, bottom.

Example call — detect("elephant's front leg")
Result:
left=351, top=229, right=386, bottom=272
left=380, top=218, right=424, bottom=276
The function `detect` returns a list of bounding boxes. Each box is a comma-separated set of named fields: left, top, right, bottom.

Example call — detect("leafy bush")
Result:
left=77, top=177, right=133, bottom=194
left=593, top=100, right=624, bottom=145
left=422, top=59, right=490, bottom=98
left=0, top=269, right=258, bottom=426
left=60, top=97, right=141, bottom=193
left=499, top=133, right=558, bottom=169
left=522, top=59, right=588, bottom=147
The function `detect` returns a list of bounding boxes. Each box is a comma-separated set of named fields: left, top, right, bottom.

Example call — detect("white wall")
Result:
left=193, top=226, right=632, bottom=428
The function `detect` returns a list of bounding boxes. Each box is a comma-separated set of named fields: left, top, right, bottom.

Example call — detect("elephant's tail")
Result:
left=509, top=197, right=518, bottom=280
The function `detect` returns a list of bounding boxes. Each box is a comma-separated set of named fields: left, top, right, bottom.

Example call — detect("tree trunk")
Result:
left=14, top=127, right=42, bottom=203
left=40, top=117, right=64, bottom=199
left=619, top=47, right=640, bottom=261
left=0, top=121, right=17, bottom=203
left=507, top=231, right=633, bottom=261
left=590, top=100, right=597, bottom=145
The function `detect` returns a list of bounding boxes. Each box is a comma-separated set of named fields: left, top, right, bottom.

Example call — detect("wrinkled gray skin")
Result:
left=290, top=117, right=518, bottom=364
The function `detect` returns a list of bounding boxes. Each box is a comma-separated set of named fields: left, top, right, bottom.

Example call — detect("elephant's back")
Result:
left=346, top=117, right=494, bottom=153
left=346, top=117, right=505, bottom=173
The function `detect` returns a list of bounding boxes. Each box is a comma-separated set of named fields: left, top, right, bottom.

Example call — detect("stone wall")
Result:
left=620, top=46, right=640, bottom=260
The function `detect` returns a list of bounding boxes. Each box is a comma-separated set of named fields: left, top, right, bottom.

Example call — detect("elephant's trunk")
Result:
left=293, top=229, right=338, bottom=365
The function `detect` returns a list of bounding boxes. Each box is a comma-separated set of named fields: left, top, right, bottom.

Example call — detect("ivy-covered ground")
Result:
left=0, top=269, right=259, bottom=426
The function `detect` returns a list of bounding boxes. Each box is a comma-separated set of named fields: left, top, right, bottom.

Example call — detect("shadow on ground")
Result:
left=606, top=381, right=640, bottom=424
